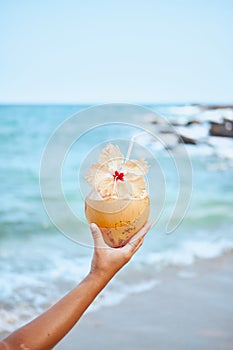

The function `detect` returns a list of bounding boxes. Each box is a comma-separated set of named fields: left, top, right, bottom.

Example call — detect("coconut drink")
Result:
left=85, top=144, right=150, bottom=247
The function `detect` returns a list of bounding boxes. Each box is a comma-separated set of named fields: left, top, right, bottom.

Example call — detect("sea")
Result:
left=0, top=104, right=233, bottom=335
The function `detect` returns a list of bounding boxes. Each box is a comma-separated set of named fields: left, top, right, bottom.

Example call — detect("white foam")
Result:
left=208, top=137, right=233, bottom=161
left=145, top=238, right=233, bottom=267
left=176, top=124, right=209, bottom=140
left=168, top=105, right=202, bottom=117
left=181, top=143, right=214, bottom=157
left=197, top=109, right=233, bottom=123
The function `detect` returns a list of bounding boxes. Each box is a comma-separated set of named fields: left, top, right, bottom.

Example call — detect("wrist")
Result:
left=88, top=268, right=114, bottom=287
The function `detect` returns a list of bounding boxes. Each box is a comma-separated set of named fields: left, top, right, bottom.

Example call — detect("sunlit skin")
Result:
left=0, top=222, right=151, bottom=350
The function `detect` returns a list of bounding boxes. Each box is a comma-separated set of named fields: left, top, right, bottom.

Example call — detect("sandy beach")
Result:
left=55, top=253, right=233, bottom=350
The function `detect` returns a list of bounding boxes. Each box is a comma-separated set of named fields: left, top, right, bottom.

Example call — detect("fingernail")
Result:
left=90, top=223, right=97, bottom=232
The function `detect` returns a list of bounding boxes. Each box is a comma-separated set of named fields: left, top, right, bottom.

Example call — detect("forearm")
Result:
left=1, top=272, right=110, bottom=350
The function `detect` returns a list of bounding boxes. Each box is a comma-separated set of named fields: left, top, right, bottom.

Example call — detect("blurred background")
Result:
left=0, top=0, right=232, bottom=340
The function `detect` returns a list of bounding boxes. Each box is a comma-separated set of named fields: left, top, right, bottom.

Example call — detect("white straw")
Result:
left=125, top=132, right=146, bottom=161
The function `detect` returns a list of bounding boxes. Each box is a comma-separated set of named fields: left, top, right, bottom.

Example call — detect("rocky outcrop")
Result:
left=178, top=135, right=197, bottom=145
left=148, top=105, right=233, bottom=153
left=210, top=119, right=233, bottom=138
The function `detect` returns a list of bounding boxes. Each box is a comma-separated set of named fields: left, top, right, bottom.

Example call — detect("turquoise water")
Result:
left=0, top=104, right=233, bottom=334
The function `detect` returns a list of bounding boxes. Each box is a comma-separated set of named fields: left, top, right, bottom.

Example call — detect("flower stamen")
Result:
left=113, top=170, right=124, bottom=181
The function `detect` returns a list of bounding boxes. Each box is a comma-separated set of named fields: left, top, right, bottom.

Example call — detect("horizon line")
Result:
left=0, top=101, right=233, bottom=107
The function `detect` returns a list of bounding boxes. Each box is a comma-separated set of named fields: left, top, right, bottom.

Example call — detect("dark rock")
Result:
left=200, top=105, right=233, bottom=110
left=210, top=119, right=233, bottom=137
left=170, top=121, right=185, bottom=127
left=178, top=135, right=197, bottom=145
left=185, top=120, right=201, bottom=127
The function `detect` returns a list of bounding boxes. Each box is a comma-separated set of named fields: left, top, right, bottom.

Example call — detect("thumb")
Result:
left=89, top=223, right=106, bottom=248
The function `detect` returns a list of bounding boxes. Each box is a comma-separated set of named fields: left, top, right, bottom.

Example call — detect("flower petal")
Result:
left=85, top=163, right=98, bottom=186
left=97, top=176, right=117, bottom=198
left=86, top=163, right=110, bottom=187
left=98, top=144, right=124, bottom=172
left=126, top=175, right=147, bottom=198
left=123, top=159, right=149, bottom=175
left=115, top=180, right=132, bottom=198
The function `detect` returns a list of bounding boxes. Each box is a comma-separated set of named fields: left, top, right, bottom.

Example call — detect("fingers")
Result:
left=90, top=221, right=152, bottom=251
left=89, top=223, right=106, bottom=248
left=130, top=221, right=152, bottom=242
left=140, top=220, right=152, bottom=234
left=125, top=221, right=152, bottom=253
left=128, top=235, right=144, bottom=252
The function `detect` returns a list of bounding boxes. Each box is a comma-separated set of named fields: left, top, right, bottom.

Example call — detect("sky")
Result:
left=0, top=0, right=233, bottom=104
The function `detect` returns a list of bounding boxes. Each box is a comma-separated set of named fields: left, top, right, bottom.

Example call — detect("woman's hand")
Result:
left=89, top=221, right=152, bottom=282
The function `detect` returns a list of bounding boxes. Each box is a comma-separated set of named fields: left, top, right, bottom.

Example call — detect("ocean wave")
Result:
left=143, top=238, right=233, bottom=267
left=1, top=236, right=233, bottom=336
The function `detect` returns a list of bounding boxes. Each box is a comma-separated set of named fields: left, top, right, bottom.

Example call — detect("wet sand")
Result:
left=56, top=253, right=233, bottom=350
